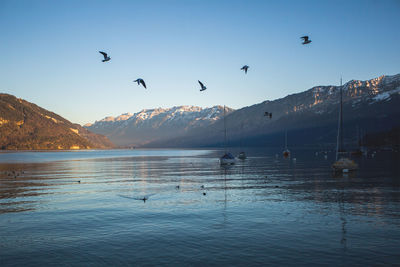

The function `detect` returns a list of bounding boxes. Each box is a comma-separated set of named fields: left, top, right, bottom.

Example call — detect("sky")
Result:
left=0, top=0, right=399, bottom=125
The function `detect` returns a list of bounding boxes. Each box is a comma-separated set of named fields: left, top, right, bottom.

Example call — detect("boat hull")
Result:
left=283, top=149, right=290, bottom=158
left=332, top=157, right=358, bottom=171
left=220, top=158, right=236, bottom=165
left=220, top=153, right=236, bottom=165
left=238, top=152, right=246, bottom=160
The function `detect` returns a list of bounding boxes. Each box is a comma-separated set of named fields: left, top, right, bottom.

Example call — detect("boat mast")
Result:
left=240, top=122, right=243, bottom=151
left=224, top=105, right=227, bottom=154
left=335, top=77, right=343, bottom=161
left=285, top=130, right=288, bottom=150
left=340, top=77, right=344, bottom=153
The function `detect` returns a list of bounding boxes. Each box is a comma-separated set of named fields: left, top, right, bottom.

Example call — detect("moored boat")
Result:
left=220, top=105, right=235, bottom=166
left=220, top=152, right=236, bottom=165
left=332, top=78, right=358, bottom=172
left=238, top=151, right=246, bottom=160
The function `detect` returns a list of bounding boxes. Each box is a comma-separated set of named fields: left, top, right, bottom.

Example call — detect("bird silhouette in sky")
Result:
left=134, top=78, right=147, bottom=89
left=264, top=112, right=272, bottom=119
left=241, top=65, right=249, bottom=74
left=301, top=36, right=312, bottom=45
left=198, top=80, right=207, bottom=91
left=99, top=51, right=111, bottom=62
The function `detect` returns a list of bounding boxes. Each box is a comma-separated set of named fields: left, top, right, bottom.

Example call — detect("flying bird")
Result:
left=264, top=112, right=272, bottom=119
left=241, top=65, right=249, bottom=74
left=301, top=36, right=312, bottom=45
left=198, top=80, right=207, bottom=91
left=134, top=78, right=147, bottom=89
left=99, top=51, right=111, bottom=62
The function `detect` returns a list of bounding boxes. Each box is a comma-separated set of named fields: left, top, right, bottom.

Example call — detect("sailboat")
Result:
left=238, top=122, right=246, bottom=160
left=283, top=130, right=290, bottom=158
left=332, top=77, right=358, bottom=172
left=351, top=126, right=367, bottom=156
left=220, top=106, right=235, bottom=165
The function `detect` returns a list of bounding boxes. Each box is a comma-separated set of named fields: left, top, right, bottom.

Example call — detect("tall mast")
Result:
left=224, top=105, right=227, bottom=153
left=285, top=129, right=288, bottom=150
left=240, top=122, right=243, bottom=150
left=335, top=77, right=343, bottom=161
left=340, top=77, right=344, bottom=152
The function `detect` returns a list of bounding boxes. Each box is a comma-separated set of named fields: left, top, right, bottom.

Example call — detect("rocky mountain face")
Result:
left=155, top=74, right=400, bottom=148
left=85, top=73, right=400, bottom=149
left=85, top=106, right=233, bottom=147
left=0, top=94, right=114, bottom=150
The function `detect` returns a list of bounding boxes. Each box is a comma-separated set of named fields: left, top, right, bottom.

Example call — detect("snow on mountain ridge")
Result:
left=91, top=105, right=233, bottom=129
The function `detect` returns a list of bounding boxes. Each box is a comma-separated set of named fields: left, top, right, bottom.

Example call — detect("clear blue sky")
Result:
left=1, top=0, right=399, bottom=125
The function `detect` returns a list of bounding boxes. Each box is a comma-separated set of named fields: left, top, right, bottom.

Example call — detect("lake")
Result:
left=0, top=148, right=399, bottom=266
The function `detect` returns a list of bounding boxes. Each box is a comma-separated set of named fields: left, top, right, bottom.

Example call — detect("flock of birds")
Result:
left=0, top=36, right=313, bottom=206
left=98, top=36, right=312, bottom=91
left=3, top=170, right=24, bottom=179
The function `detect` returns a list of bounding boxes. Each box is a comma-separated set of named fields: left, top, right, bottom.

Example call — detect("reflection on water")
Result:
left=0, top=149, right=399, bottom=265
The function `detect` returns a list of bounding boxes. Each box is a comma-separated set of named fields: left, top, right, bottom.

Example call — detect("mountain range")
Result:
left=0, top=93, right=114, bottom=150
left=84, top=106, right=234, bottom=147
left=86, top=73, right=400, bottom=149
left=2, top=73, right=398, bottom=150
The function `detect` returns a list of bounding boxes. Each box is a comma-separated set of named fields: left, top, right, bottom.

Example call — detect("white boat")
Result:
left=332, top=77, right=358, bottom=172
left=282, top=130, right=290, bottom=158
left=237, top=122, right=246, bottom=160
left=332, top=157, right=358, bottom=171
left=220, top=152, right=236, bottom=165
left=220, top=105, right=235, bottom=165
left=238, top=151, right=247, bottom=160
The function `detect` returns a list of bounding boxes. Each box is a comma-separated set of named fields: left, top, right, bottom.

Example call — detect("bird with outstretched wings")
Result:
left=134, top=78, right=147, bottom=89
left=99, top=51, right=111, bottom=62
left=198, top=80, right=207, bottom=91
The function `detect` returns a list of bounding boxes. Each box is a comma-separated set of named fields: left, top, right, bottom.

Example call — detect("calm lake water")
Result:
left=0, top=149, right=399, bottom=266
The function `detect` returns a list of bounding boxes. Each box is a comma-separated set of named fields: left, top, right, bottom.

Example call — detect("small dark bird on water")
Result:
left=134, top=78, right=147, bottom=89
left=203, top=192, right=206, bottom=196
left=99, top=51, right=111, bottom=62
left=241, top=65, right=249, bottom=74
left=198, top=80, right=207, bottom=91
left=301, top=36, right=312, bottom=45
left=176, top=185, right=180, bottom=189
left=118, top=194, right=154, bottom=203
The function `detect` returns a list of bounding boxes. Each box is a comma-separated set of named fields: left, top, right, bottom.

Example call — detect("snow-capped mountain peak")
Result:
left=85, top=105, right=234, bottom=146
